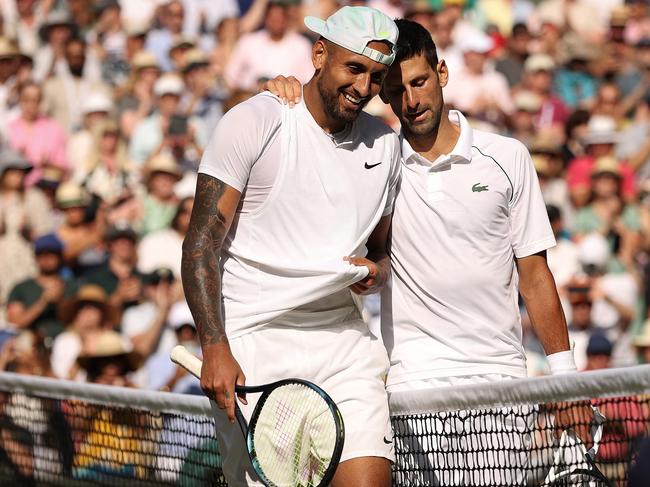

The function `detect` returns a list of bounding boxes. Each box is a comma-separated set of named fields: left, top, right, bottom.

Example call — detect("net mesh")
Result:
left=0, top=366, right=649, bottom=486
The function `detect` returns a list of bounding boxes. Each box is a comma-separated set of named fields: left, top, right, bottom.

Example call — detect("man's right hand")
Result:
left=264, top=75, right=302, bottom=107
left=201, top=342, right=247, bottom=423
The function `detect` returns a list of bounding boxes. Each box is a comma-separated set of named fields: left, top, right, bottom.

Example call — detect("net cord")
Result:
left=388, top=364, right=650, bottom=415
left=2, top=364, right=650, bottom=417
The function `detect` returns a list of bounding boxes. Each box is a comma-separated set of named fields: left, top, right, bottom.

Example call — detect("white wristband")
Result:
left=547, top=350, right=577, bottom=375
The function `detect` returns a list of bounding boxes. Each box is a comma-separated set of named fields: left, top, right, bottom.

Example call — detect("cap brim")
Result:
left=304, top=16, right=326, bottom=36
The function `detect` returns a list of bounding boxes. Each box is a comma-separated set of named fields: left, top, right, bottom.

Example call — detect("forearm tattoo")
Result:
left=181, top=174, right=229, bottom=346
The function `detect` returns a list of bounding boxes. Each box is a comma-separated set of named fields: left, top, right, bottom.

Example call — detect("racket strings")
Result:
left=252, top=383, right=337, bottom=487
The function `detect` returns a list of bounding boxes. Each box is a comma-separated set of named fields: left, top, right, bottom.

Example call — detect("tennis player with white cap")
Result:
left=182, top=6, right=401, bottom=487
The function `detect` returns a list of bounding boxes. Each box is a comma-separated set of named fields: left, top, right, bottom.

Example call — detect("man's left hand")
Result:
left=345, top=256, right=388, bottom=295
left=552, top=400, right=595, bottom=450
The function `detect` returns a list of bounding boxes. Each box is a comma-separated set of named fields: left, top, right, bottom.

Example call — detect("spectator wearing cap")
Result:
left=554, top=33, right=599, bottom=109
left=546, top=205, right=580, bottom=300
left=585, top=332, right=614, bottom=370
left=494, top=23, right=531, bottom=88
left=87, top=0, right=126, bottom=68
left=101, top=20, right=149, bottom=88
left=443, top=32, right=515, bottom=121
left=32, top=10, right=78, bottom=82
left=565, top=276, right=596, bottom=370
left=167, top=36, right=195, bottom=72
left=531, top=133, right=571, bottom=219
left=83, top=222, right=144, bottom=311
left=138, top=196, right=193, bottom=279
left=139, top=153, right=182, bottom=235
left=508, top=90, right=541, bottom=146
left=567, top=115, right=636, bottom=208
left=150, top=300, right=201, bottom=393
left=121, top=267, right=176, bottom=388
left=54, top=181, right=107, bottom=270
left=6, top=233, right=76, bottom=339
left=129, top=73, right=207, bottom=165
left=181, top=48, right=224, bottom=133
left=6, top=81, right=69, bottom=187
left=115, top=50, right=161, bottom=138
left=224, top=1, right=313, bottom=92
left=68, top=91, right=115, bottom=176
left=50, top=284, right=120, bottom=380
left=520, top=53, right=569, bottom=135
left=42, top=36, right=109, bottom=133
left=146, top=0, right=186, bottom=72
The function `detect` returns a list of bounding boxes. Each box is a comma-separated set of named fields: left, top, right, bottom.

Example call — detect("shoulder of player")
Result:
left=471, top=130, right=531, bottom=170
left=220, top=92, right=283, bottom=126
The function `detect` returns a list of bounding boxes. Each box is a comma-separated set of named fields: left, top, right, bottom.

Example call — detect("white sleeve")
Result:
left=198, top=94, right=282, bottom=192
left=383, top=136, right=402, bottom=217
left=509, top=141, right=556, bottom=258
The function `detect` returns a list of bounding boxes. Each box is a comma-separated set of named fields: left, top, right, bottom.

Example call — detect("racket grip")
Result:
left=170, top=345, right=203, bottom=378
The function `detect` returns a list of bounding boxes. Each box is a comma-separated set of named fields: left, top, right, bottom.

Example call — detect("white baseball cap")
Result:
left=458, top=32, right=494, bottom=54
left=81, top=92, right=113, bottom=115
left=304, top=6, right=398, bottom=66
left=153, top=74, right=184, bottom=97
left=168, top=301, right=195, bottom=330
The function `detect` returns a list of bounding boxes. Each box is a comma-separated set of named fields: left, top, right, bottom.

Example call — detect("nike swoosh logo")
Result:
left=383, top=436, right=392, bottom=444
left=364, top=162, right=382, bottom=169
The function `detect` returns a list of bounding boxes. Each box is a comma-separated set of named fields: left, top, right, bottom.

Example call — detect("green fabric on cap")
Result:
left=304, top=6, right=398, bottom=66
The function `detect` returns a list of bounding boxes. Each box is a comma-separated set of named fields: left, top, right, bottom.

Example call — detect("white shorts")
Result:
left=389, top=375, right=535, bottom=487
left=213, top=320, right=393, bottom=487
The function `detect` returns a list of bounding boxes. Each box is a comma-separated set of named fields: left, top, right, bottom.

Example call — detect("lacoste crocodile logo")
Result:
left=472, top=183, right=489, bottom=192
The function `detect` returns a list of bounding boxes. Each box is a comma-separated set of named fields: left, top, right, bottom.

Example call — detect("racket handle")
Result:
left=170, top=345, right=202, bottom=378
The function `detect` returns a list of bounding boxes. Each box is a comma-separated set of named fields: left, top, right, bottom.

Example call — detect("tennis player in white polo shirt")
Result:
left=182, top=7, right=401, bottom=487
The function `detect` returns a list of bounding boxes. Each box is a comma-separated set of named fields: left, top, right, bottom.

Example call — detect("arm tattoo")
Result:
left=181, top=174, right=229, bottom=347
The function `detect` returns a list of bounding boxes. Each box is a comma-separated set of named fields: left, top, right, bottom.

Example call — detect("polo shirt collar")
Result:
left=400, top=110, right=473, bottom=169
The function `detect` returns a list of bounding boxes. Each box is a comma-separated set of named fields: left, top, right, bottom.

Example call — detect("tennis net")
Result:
left=0, top=365, right=649, bottom=486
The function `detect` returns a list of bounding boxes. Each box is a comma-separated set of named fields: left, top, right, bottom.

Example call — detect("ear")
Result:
left=437, top=59, right=449, bottom=88
left=312, top=39, right=327, bottom=71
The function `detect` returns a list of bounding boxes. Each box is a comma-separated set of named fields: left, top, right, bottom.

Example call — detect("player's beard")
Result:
left=402, top=101, right=443, bottom=138
left=316, top=76, right=365, bottom=126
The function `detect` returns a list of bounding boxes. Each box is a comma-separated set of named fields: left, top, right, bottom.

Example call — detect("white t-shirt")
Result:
left=382, top=111, right=555, bottom=388
left=199, top=93, right=401, bottom=337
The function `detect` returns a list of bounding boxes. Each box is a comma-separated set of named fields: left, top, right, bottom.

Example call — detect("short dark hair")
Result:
left=394, top=19, right=439, bottom=70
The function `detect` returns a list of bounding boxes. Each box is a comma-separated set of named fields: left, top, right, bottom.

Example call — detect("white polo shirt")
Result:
left=199, top=93, right=401, bottom=338
left=381, top=110, right=555, bottom=388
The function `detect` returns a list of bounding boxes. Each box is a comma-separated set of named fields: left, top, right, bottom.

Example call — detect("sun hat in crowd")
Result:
left=183, top=49, right=210, bottom=73
left=529, top=132, right=562, bottom=155
left=33, top=233, right=64, bottom=255
left=633, top=320, right=650, bottom=349
left=169, top=36, right=196, bottom=53
left=153, top=74, right=184, bottom=97
left=524, top=53, right=556, bottom=72
left=591, top=156, right=621, bottom=178
left=131, top=50, right=160, bottom=71
left=0, top=37, right=19, bottom=59
left=38, top=10, right=77, bottom=42
left=458, top=32, right=494, bottom=54
left=0, top=148, right=32, bottom=177
left=144, top=152, right=183, bottom=181
left=514, top=90, right=542, bottom=112
left=76, top=330, right=140, bottom=372
left=81, top=92, right=114, bottom=115
left=582, top=116, right=620, bottom=146
left=58, top=284, right=119, bottom=325
left=55, top=181, right=89, bottom=209
left=304, top=6, right=399, bottom=66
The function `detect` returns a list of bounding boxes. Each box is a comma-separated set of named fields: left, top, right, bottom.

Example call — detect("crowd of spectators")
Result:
left=0, top=0, right=648, bottom=395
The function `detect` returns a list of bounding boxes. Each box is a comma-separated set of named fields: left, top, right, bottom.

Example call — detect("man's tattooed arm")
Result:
left=181, top=174, right=233, bottom=347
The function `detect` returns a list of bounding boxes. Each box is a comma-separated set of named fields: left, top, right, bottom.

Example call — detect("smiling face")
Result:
left=313, top=40, right=390, bottom=127
left=382, top=53, right=447, bottom=138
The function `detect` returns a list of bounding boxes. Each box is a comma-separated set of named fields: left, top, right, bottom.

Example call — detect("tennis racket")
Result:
left=170, top=345, right=345, bottom=487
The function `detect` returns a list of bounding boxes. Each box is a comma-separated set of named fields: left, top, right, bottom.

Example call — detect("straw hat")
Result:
left=529, top=132, right=562, bottom=155
left=76, top=330, right=141, bottom=372
left=591, top=156, right=621, bottom=178
left=131, top=50, right=160, bottom=71
left=144, top=153, right=182, bottom=181
left=55, top=181, right=90, bottom=209
left=633, top=320, right=650, bottom=348
left=58, top=284, right=120, bottom=325
left=524, top=54, right=556, bottom=72
left=182, top=49, right=209, bottom=73
left=0, top=37, right=19, bottom=59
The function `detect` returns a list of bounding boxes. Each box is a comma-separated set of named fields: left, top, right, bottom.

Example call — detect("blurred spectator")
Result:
left=50, top=284, right=119, bottom=380
left=121, top=267, right=176, bottom=388
left=536, top=0, right=603, bottom=42
left=546, top=205, right=580, bottom=296
left=567, top=116, right=636, bottom=208
left=0, top=330, right=53, bottom=377
left=431, top=7, right=463, bottom=76
left=139, top=153, right=182, bottom=235
left=129, top=73, right=207, bottom=165
left=83, top=222, right=143, bottom=311
left=403, top=0, right=437, bottom=37
left=146, top=0, right=186, bottom=72
left=1, top=0, right=47, bottom=57
left=633, top=319, right=650, bottom=364
left=181, top=48, right=224, bottom=133
left=6, top=234, right=75, bottom=340
left=444, top=32, right=514, bottom=122
left=224, top=1, right=313, bottom=92
left=77, top=329, right=140, bottom=386
left=67, top=91, right=114, bottom=175
left=0, top=38, right=20, bottom=132
left=42, top=36, right=109, bottom=133
left=167, top=36, right=195, bottom=72
left=138, top=196, right=193, bottom=278
left=495, top=22, right=530, bottom=88
left=554, top=33, right=599, bottom=109
left=183, top=0, right=240, bottom=40
left=532, top=135, right=571, bottom=219
left=6, top=81, right=68, bottom=187
left=32, top=9, right=78, bottom=82
left=100, top=21, right=148, bottom=88
left=509, top=90, right=541, bottom=146
left=585, top=331, right=614, bottom=371
left=566, top=276, right=596, bottom=370
left=54, top=181, right=106, bottom=270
